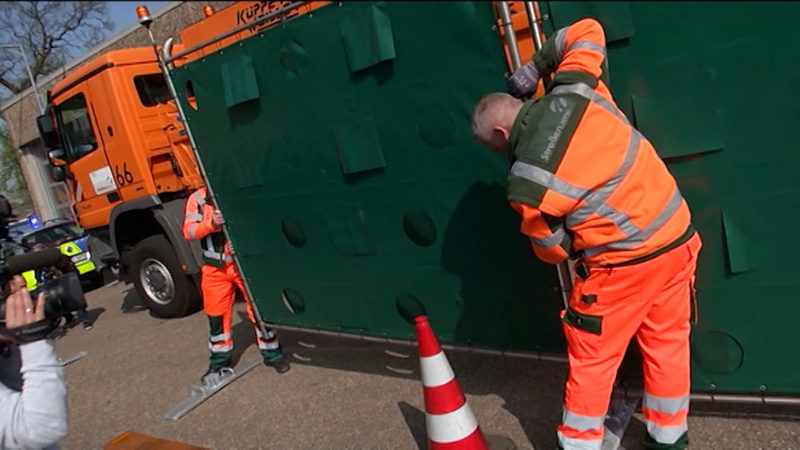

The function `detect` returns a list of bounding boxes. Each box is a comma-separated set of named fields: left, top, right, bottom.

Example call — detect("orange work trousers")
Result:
left=201, top=262, right=281, bottom=370
left=557, top=233, right=702, bottom=449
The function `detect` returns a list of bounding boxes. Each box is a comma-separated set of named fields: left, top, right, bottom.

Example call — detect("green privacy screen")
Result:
left=171, top=2, right=565, bottom=355
left=172, top=1, right=800, bottom=395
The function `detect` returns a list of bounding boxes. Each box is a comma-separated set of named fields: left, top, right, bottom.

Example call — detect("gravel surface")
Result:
left=51, top=283, right=800, bottom=449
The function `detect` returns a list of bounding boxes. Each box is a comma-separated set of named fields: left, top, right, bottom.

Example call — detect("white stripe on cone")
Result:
left=420, top=352, right=455, bottom=388
left=426, top=403, right=480, bottom=444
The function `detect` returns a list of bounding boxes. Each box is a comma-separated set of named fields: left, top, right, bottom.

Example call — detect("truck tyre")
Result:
left=130, top=235, right=201, bottom=318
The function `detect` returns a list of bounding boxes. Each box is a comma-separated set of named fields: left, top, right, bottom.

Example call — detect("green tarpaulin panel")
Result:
left=721, top=210, right=752, bottom=275
left=333, top=120, right=386, bottom=175
left=173, top=1, right=800, bottom=395
left=631, top=94, right=724, bottom=159
left=341, top=3, right=396, bottom=73
left=722, top=192, right=800, bottom=274
left=221, top=55, right=260, bottom=108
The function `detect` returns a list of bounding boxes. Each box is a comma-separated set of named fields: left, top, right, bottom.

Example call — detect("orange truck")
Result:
left=34, top=2, right=327, bottom=317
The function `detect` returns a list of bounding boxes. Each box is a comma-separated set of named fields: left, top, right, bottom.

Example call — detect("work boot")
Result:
left=201, top=367, right=235, bottom=388
left=264, top=356, right=290, bottom=374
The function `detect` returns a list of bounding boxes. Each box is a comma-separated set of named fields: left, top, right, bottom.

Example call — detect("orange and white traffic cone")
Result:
left=414, top=315, right=488, bottom=450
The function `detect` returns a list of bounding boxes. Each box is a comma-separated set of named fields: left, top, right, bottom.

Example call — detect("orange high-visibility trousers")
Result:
left=201, top=262, right=281, bottom=370
left=557, top=233, right=701, bottom=449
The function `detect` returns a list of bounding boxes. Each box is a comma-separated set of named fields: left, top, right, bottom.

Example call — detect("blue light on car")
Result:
left=28, top=215, right=41, bottom=229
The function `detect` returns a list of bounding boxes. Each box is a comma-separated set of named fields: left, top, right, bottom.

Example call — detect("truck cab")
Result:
left=33, top=2, right=328, bottom=319
left=37, top=47, right=205, bottom=317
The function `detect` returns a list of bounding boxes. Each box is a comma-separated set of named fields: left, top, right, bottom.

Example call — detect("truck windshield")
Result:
left=134, top=74, right=171, bottom=107
left=56, top=93, right=98, bottom=162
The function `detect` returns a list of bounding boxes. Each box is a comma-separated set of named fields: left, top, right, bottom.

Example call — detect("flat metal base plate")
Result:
left=163, top=359, right=261, bottom=421
left=59, top=351, right=88, bottom=367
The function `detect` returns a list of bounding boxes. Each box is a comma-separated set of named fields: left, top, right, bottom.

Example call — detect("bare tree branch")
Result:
left=0, top=1, right=113, bottom=97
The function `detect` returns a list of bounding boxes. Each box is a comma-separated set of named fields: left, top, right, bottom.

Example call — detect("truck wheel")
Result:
left=130, top=235, right=201, bottom=318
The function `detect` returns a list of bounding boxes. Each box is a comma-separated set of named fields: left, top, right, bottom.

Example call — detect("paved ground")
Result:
left=52, top=282, right=799, bottom=449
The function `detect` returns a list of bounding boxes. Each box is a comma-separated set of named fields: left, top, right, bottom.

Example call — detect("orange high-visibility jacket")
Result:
left=182, top=187, right=233, bottom=268
left=507, top=18, right=693, bottom=267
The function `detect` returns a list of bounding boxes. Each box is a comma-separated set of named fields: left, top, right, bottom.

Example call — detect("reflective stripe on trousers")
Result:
left=557, top=408, right=604, bottom=449
left=209, top=342, right=233, bottom=353
left=256, top=327, right=280, bottom=350
left=558, top=433, right=602, bottom=450
left=643, top=393, right=690, bottom=444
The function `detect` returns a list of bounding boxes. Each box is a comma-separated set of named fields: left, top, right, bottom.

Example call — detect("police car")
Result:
left=13, top=216, right=103, bottom=286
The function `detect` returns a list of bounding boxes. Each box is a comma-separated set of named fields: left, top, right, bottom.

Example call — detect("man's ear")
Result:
left=492, top=125, right=510, bottom=141
left=489, top=126, right=510, bottom=152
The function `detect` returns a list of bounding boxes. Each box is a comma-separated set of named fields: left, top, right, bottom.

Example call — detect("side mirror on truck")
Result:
left=51, top=165, right=68, bottom=182
left=36, top=113, right=60, bottom=150
left=48, top=149, right=67, bottom=167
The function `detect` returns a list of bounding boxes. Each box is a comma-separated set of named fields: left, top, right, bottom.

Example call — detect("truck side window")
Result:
left=134, top=74, right=171, bottom=107
left=56, top=93, right=98, bottom=162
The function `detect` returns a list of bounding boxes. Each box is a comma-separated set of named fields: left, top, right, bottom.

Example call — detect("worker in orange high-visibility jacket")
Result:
left=183, top=187, right=290, bottom=385
left=471, top=18, right=701, bottom=450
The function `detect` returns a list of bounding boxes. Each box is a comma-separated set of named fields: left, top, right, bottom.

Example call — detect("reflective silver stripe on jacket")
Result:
left=203, top=249, right=232, bottom=262
left=184, top=213, right=203, bottom=222
left=551, top=83, right=629, bottom=126
left=511, top=161, right=590, bottom=201
left=553, top=27, right=568, bottom=62
left=566, top=129, right=641, bottom=228
left=567, top=40, right=609, bottom=75
left=562, top=408, right=605, bottom=432
left=568, top=40, right=607, bottom=58
left=581, top=187, right=683, bottom=257
left=530, top=224, right=566, bottom=249
left=209, top=332, right=231, bottom=343
left=193, top=191, right=206, bottom=207
left=203, top=236, right=232, bottom=261
left=187, top=223, right=199, bottom=240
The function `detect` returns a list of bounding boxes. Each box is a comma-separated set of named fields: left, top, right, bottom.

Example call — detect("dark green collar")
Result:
left=507, top=100, right=536, bottom=157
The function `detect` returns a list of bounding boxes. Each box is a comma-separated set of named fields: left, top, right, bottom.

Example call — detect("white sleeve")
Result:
left=0, top=340, right=68, bottom=449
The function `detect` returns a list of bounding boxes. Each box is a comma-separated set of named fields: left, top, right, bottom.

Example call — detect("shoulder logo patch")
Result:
left=541, top=97, right=575, bottom=163
left=549, top=97, right=569, bottom=113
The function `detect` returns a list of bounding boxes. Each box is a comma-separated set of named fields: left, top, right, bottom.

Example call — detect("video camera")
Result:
left=0, top=248, right=87, bottom=343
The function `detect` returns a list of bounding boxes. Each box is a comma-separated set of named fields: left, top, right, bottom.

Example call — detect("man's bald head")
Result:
left=471, top=92, right=524, bottom=153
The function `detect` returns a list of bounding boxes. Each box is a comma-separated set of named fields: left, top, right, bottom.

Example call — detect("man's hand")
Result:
left=5, top=276, right=46, bottom=329
left=212, top=210, right=225, bottom=228
left=507, top=61, right=540, bottom=99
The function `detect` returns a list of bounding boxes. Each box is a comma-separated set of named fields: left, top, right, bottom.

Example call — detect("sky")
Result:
left=106, top=1, right=168, bottom=36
